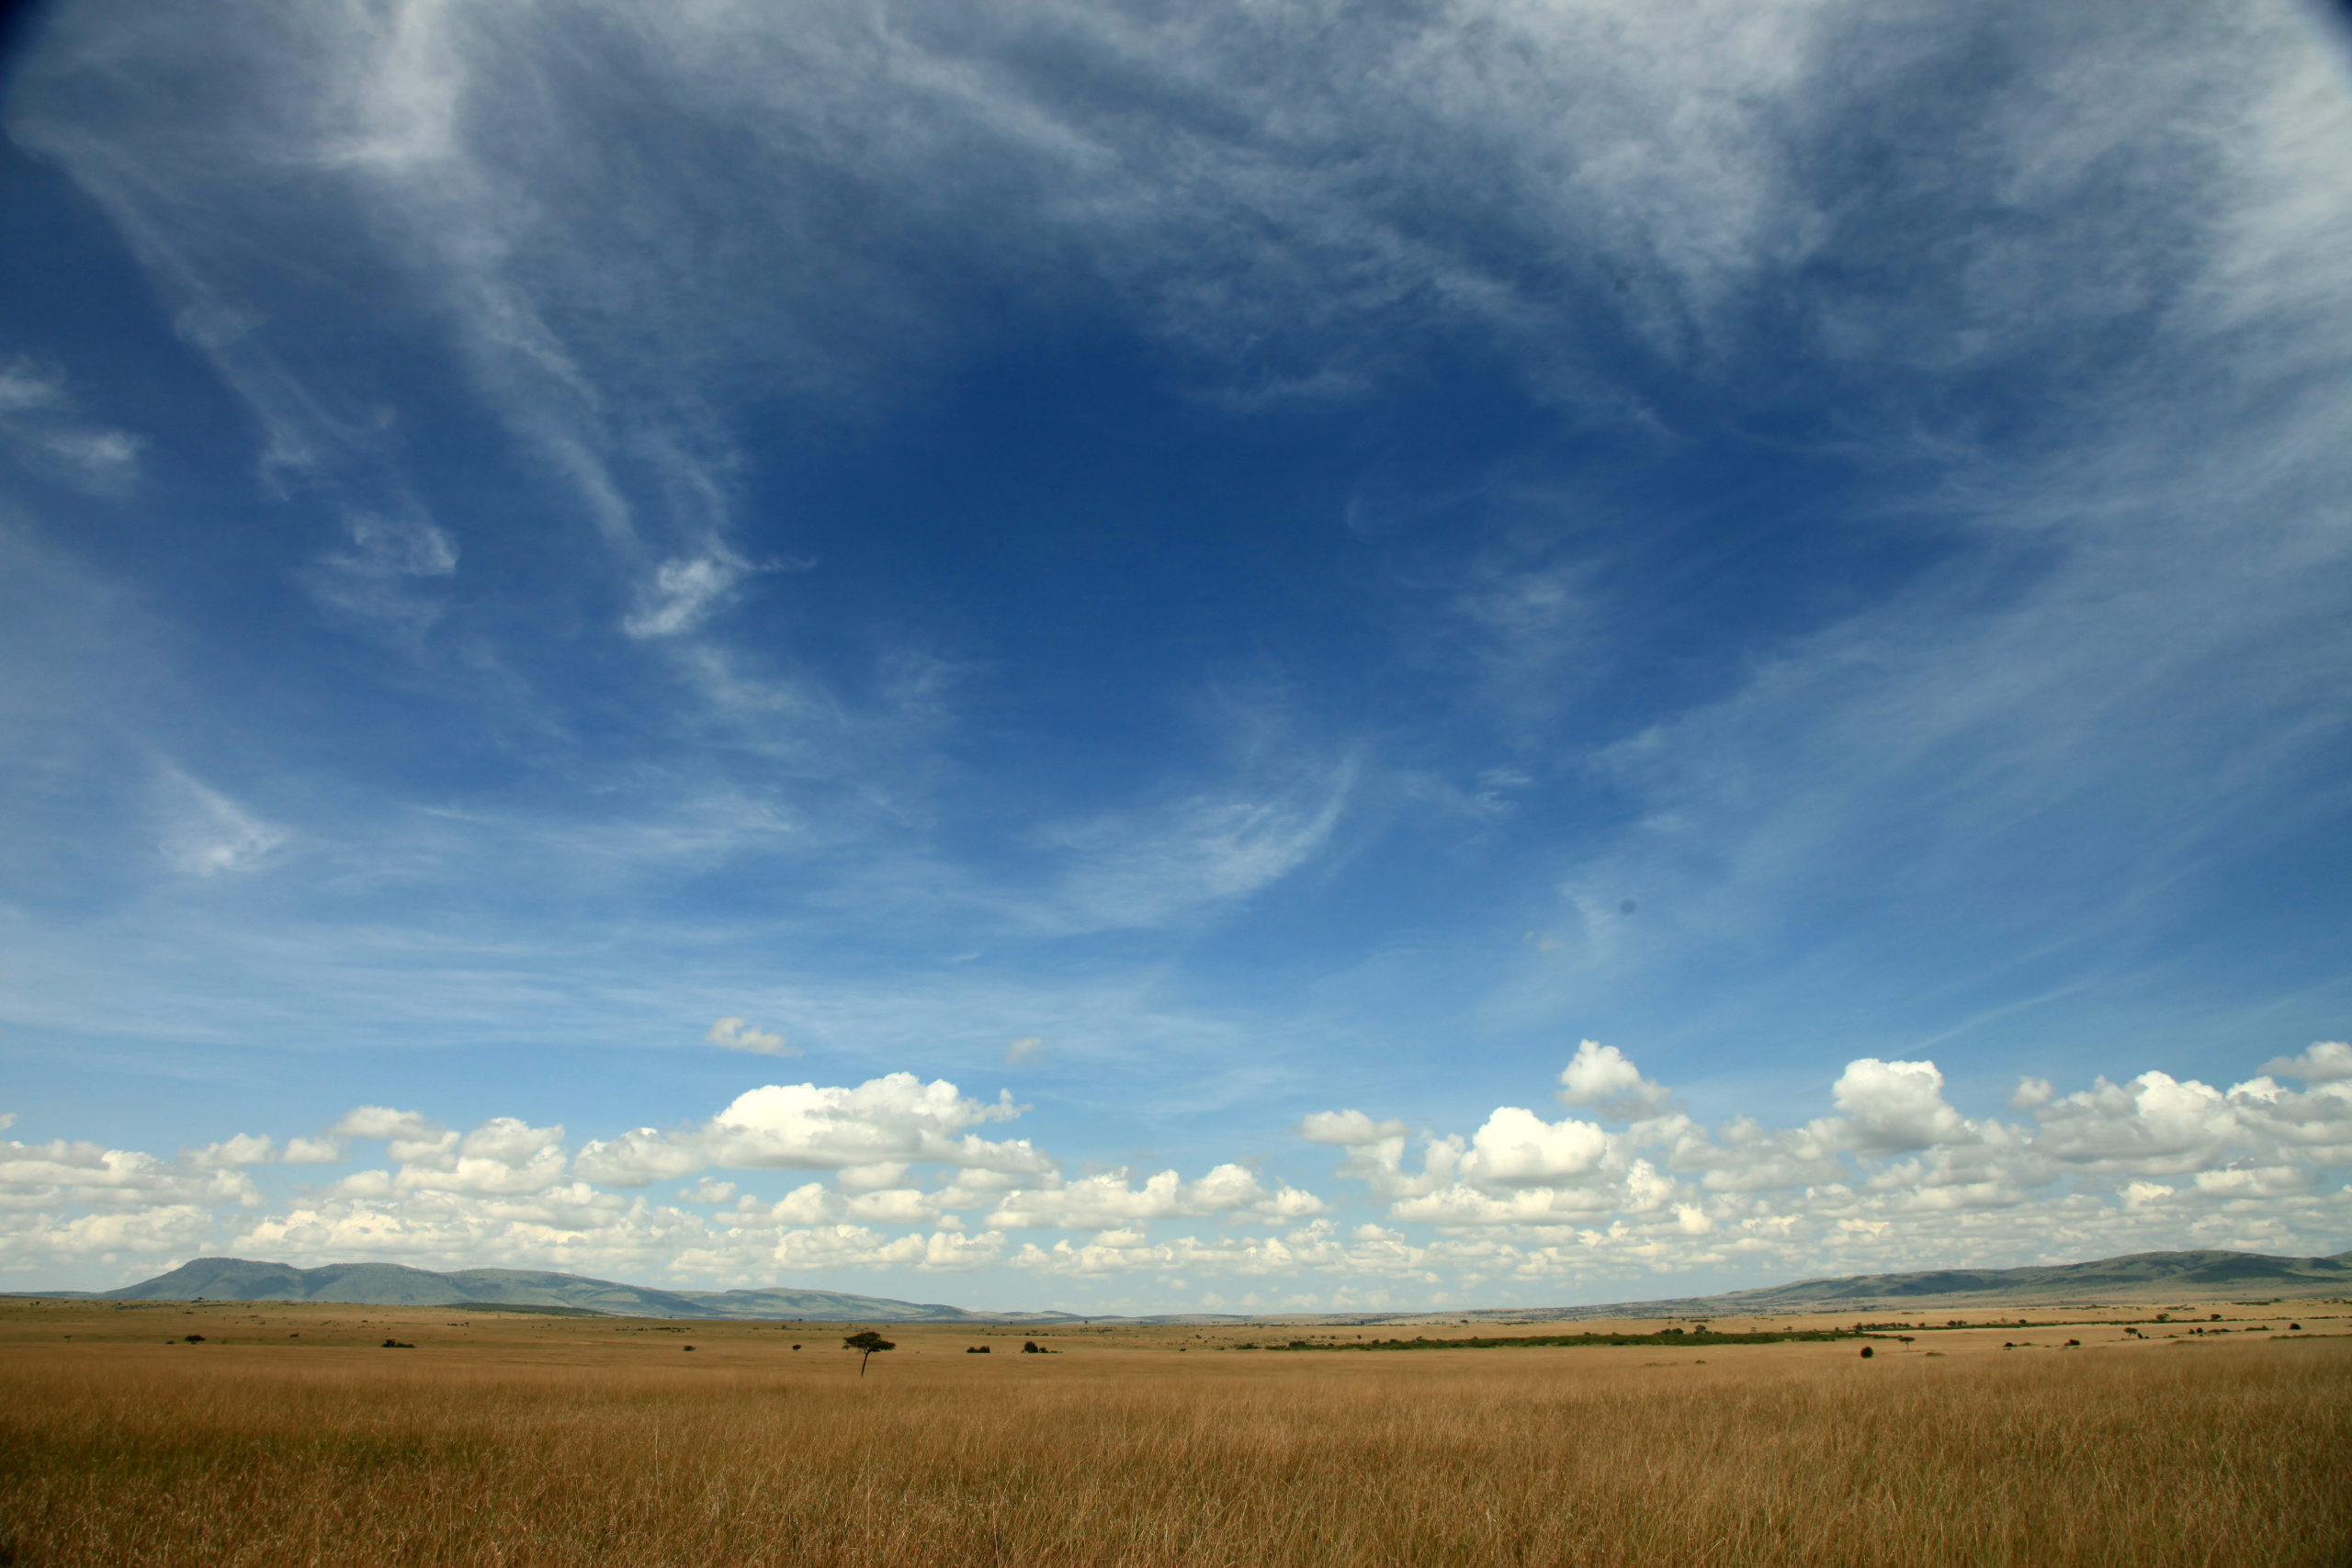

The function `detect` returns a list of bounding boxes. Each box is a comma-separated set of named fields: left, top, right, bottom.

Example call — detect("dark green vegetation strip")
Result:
left=1265, top=1329, right=1863, bottom=1350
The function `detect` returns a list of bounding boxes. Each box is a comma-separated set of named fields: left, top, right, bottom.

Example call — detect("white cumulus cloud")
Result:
left=574, top=1074, right=1047, bottom=1187
left=1557, top=1040, right=1675, bottom=1122
left=706, top=1016, right=793, bottom=1055
left=2260, top=1042, right=2352, bottom=1083
left=1301, top=1039, right=2352, bottom=1281
left=1297, top=1110, right=1411, bottom=1145
left=985, top=1164, right=1327, bottom=1232
left=1812, top=1058, right=1974, bottom=1156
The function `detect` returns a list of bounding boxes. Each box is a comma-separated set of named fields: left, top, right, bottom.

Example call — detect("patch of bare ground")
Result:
left=0, top=1318, right=2345, bottom=1565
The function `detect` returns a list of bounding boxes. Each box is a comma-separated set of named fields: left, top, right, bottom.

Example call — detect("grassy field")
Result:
left=2, top=1299, right=2346, bottom=1566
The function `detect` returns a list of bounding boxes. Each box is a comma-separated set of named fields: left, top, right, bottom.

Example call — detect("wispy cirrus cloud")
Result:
left=5, top=0, right=2348, bottom=1313
left=0, top=357, right=144, bottom=494
left=299, top=504, right=458, bottom=638
left=152, top=767, right=287, bottom=878
left=1035, top=772, right=1353, bottom=933
left=624, top=549, right=754, bottom=641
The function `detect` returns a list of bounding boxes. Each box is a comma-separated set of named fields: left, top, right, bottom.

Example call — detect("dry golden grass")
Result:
left=2, top=1302, right=2347, bottom=1567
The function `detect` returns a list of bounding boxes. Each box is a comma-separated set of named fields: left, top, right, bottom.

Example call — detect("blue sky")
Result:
left=3, top=0, right=2350, bottom=1313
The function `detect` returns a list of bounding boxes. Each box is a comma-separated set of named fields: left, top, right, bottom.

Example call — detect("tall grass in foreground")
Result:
left=3, top=1341, right=2346, bottom=1566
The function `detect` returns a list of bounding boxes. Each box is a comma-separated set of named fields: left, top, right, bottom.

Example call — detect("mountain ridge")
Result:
left=13, top=1247, right=2348, bottom=1322
left=74, top=1258, right=1080, bottom=1322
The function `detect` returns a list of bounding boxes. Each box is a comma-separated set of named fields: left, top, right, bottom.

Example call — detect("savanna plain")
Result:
left=3, top=1298, right=2346, bottom=1567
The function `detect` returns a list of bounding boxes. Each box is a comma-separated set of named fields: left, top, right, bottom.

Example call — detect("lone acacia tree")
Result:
left=843, top=1330, right=895, bottom=1376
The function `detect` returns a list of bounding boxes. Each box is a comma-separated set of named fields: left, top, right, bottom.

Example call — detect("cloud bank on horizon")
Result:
left=6, top=1041, right=2350, bottom=1310
left=2, top=0, right=2349, bottom=1308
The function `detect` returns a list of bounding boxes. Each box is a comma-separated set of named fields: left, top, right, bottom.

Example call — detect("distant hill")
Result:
left=1704, top=1247, right=2352, bottom=1309
left=17, top=1247, right=2348, bottom=1323
left=90, top=1258, right=1078, bottom=1322
left=1436, top=1247, right=2352, bottom=1325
